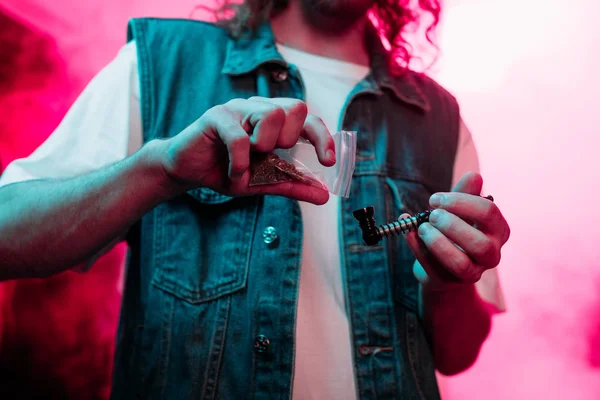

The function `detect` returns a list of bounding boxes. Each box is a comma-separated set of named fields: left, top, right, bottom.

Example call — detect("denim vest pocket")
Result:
left=151, top=193, right=258, bottom=304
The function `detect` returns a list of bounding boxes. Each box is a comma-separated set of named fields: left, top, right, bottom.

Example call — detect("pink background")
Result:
left=0, top=0, right=599, bottom=398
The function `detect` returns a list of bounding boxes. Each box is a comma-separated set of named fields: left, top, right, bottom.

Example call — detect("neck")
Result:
left=270, top=1, right=370, bottom=66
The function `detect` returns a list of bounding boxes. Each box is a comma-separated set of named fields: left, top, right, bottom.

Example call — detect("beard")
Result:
left=299, top=0, right=376, bottom=33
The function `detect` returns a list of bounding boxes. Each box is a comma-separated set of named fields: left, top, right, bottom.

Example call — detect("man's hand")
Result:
left=158, top=97, right=336, bottom=205
left=401, top=172, right=510, bottom=291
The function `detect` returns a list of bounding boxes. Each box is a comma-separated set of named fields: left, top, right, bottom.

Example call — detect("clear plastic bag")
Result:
left=248, top=130, right=357, bottom=198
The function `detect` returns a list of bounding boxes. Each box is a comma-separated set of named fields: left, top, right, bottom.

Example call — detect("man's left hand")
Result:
left=401, top=172, right=510, bottom=290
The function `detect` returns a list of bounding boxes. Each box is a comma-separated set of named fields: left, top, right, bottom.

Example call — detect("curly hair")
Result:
left=195, top=0, right=441, bottom=75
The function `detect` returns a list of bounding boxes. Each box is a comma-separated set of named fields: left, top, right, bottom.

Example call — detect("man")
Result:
left=0, top=0, right=510, bottom=398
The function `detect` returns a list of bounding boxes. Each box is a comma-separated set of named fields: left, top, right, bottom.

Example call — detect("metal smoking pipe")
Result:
left=353, top=195, right=494, bottom=246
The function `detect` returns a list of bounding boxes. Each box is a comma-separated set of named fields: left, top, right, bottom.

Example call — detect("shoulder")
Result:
left=407, top=70, right=459, bottom=112
left=127, top=18, right=230, bottom=45
left=126, top=18, right=233, bottom=71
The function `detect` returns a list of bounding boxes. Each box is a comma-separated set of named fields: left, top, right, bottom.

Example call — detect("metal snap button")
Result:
left=254, top=334, right=270, bottom=353
left=272, top=69, right=288, bottom=82
left=263, top=226, right=278, bottom=245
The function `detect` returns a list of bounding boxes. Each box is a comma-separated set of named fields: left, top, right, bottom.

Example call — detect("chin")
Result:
left=301, top=0, right=376, bottom=30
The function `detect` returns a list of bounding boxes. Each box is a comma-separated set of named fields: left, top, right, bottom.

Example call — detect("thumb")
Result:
left=452, top=171, right=483, bottom=195
left=399, top=213, right=432, bottom=265
left=399, top=213, right=461, bottom=285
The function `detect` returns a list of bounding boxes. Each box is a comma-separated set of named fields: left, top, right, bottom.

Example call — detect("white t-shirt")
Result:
left=0, top=41, right=505, bottom=399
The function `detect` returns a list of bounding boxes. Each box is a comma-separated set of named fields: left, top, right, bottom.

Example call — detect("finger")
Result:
left=400, top=212, right=431, bottom=264
left=428, top=193, right=509, bottom=242
left=417, top=222, right=484, bottom=283
left=224, top=98, right=285, bottom=153
left=399, top=213, right=459, bottom=284
left=428, top=208, right=501, bottom=267
left=249, top=97, right=308, bottom=149
left=452, top=171, right=483, bottom=194
left=429, top=171, right=482, bottom=225
left=206, top=106, right=251, bottom=181
left=302, top=114, right=336, bottom=167
left=246, top=181, right=330, bottom=205
left=247, top=98, right=335, bottom=166
left=445, top=171, right=485, bottom=224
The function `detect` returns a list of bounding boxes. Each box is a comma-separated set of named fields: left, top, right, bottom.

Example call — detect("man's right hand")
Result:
left=0, top=98, right=337, bottom=279
left=158, top=97, right=336, bottom=205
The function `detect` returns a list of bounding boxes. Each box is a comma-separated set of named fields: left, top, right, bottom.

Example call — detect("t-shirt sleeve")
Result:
left=0, top=41, right=141, bottom=188
left=0, top=41, right=143, bottom=272
left=452, top=118, right=506, bottom=313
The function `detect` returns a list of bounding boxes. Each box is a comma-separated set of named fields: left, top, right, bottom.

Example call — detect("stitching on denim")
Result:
left=348, top=244, right=384, bottom=253
left=134, top=20, right=155, bottom=143
left=405, top=311, right=427, bottom=400
left=384, top=177, right=403, bottom=213
left=152, top=278, right=243, bottom=304
left=356, top=153, right=376, bottom=161
left=158, top=294, right=175, bottom=398
left=201, top=296, right=231, bottom=399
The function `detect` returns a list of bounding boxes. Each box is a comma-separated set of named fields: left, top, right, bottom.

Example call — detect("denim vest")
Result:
left=112, top=18, right=459, bottom=400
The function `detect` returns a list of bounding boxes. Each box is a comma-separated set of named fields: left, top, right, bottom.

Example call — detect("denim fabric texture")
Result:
left=111, top=18, right=460, bottom=400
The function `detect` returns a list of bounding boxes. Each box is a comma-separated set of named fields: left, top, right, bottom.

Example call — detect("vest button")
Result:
left=271, top=69, right=288, bottom=82
left=254, top=334, right=270, bottom=353
left=262, top=226, right=278, bottom=245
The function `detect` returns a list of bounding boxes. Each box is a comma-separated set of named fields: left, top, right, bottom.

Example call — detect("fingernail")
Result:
left=429, top=209, right=440, bottom=224
left=430, top=194, right=443, bottom=208
left=326, top=149, right=336, bottom=163
left=418, top=223, right=430, bottom=237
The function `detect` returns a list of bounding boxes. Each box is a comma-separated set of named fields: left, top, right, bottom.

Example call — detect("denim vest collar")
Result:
left=221, top=22, right=430, bottom=113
